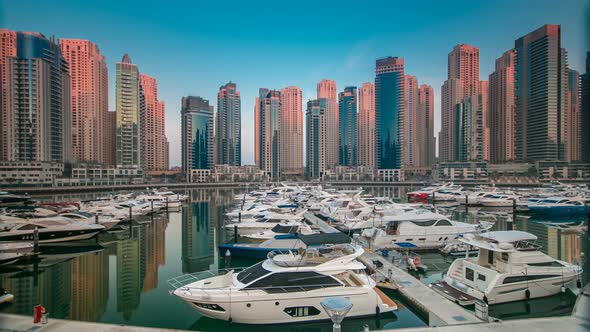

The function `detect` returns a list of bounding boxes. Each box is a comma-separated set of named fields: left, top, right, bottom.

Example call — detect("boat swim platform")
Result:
left=358, top=251, right=483, bottom=327
left=303, top=212, right=341, bottom=233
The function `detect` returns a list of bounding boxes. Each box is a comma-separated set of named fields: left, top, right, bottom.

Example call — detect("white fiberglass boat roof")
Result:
left=479, top=231, right=537, bottom=242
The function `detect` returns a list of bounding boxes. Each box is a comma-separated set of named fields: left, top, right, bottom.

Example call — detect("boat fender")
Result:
left=483, top=295, right=488, bottom=304
left=375, top=305, right=380, bottom=318
left=577, top=280, right=582, bottom=289
left=561, top=285, right=566, bottom=293
left=413, top=256, right=421, bottom=266
left=525, top=289, right=531, bottom=299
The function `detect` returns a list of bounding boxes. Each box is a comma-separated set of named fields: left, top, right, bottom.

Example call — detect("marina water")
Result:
left=0, top=187, right=587, bottom=331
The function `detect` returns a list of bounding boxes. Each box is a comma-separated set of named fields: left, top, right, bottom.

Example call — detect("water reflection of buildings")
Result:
left=0, top=249, right=109, bottom=322
left=182, top=190, right=216, bottom=273
left=115, top=219, right=168, bottom=320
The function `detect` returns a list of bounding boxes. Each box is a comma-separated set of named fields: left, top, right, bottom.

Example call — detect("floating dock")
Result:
left=302, top=212, right=483, bottom=327
left=303, top=212, right=341, bottom=233
left=358, top=251, right=483, bottom=326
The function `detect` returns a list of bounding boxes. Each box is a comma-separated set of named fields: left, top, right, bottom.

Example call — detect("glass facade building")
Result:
left=375, top=57, right=404, bottom=169
left=181, top=96, right=214, bottom=172
left=338, top=86, right=357, bottom=166
left=116, top=54, right=141, bottom=168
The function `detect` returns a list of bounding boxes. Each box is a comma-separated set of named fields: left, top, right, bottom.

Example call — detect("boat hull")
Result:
left=218, top=244, right=295, bottom=259
left=176, top=287, right=394, bottom=324
left=527, top=205, right=589, bottom=216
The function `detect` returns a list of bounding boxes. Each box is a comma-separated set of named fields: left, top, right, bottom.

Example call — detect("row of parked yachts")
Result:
left=408, top=181, right=590, bottom=215
left=0, top=189, right=187, bottom=265
left=169, top=183, right=585, bottom=325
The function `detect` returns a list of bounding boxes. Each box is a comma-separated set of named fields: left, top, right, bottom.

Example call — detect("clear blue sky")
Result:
left=1, top=0, right=588, bottom=166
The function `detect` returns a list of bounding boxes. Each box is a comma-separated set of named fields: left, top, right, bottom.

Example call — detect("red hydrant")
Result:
left=33, top=304, right=46, bottom=324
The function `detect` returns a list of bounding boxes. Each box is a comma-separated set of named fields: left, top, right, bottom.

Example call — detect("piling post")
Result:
left=151, top=200, right=154, bottom=213
left=33, top=227, right=39, bottom=253
left=95, top=215, right=99, bottom=224
left=166, top=196, right=169, bottom=210
left=464, top=194, right=469, bottom=214
left=129, top=206, right=133, bottom=221
left=432, top=192, right=436, bottom=205
left=234, top=225, right=238, bottom=244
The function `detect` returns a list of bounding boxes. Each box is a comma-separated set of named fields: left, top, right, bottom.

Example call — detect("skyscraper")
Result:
left=582, top=52, right=590, bottom=162
left=375, top=56, right=405, bottom=169
left=0, top=30, right=71, bottom=163
left=418, top=84, right=435, bottom=167
left=567, top=69, right=581, bottom=161
left=139, top=74, right=168, bottom=170
left=404, top=75, right=418, bottom=167
left=338, top=86, right=357, bottom=166
left=216, top=82, right=241, bottom=166
left=317, top=79, right=337, bottom=101
left=258, top=89, right=281, bottom=180
left=254, top=97, right=260, bottom=167
left=489, top=49, right=516, bottom=163
left=280, top=86, right=303, bottom=174
left=104, top=111, right=116, bottom=166
left=514, top=24, right=568, bottom=162
left=116, top=54, right=141, bottom=168
left=59, top=39, right=108, bottom=164
left=454, top=93, right=486, bottom=162
left=440, top=44, right=480, bottom=162
left=317, top=79, right=339, bottom=167
left=181, top=96, right=214, bottom=174
left=0, top=29, right=16, bottom=161
left=306, top=99, right=329, bottom=178
left=357, top=82, right=375, bottom=168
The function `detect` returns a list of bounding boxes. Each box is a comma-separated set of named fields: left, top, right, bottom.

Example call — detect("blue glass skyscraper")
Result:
left=338, top=86, right=357, bottom=166
left=375, top=57, right=404, bottom=169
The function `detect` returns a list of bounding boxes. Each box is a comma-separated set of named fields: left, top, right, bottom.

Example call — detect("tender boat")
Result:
left=431, top=231, right=582, bottom=305
left=0, top=217, right=105, bottom=243
left=171, top=244, right=397, bottom=324
left=360, top=210, right=492, bottom=250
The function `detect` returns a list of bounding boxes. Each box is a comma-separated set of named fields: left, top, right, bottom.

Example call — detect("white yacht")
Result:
left=242, top=223, right=317, bottom=240
left=171, top=244, right=397, bottom=324
left=225, top=210, right=307, bottom=235
left=478, top=193, right=519, bottom=207
left=0, top=217, right=105, bottom=243
left=360, top=210, right=492, bottom=249
left=59, top=211, right=122, bottom=230
left=431, top=231, right=583, bottom=305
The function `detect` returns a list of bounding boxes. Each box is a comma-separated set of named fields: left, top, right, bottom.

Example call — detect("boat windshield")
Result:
left=237, top=262, right=271, bottom=284
left=271, top=224, right=299, bottom=234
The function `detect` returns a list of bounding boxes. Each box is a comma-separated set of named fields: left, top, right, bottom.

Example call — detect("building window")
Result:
left=465, top=268, right=474, bottom=281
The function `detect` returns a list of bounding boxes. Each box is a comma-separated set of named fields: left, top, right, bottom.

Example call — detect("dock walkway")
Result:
left=358, top=251, right=483, bottom=327
left=303, top=212, right=340, bottom=233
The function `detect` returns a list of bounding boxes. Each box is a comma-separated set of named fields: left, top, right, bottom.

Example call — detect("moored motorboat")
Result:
left=171, top=244, right=397, bottom=324
left=431, top=231, right=583, bottom=305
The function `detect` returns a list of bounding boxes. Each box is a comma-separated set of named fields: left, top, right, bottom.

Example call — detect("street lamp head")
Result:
left=320, top=296, right=353, bottom=325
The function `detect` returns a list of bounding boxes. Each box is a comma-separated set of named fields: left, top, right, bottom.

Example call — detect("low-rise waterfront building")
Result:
left=438, top=161, right=488, bottom=180
left=0, top=161, right=64, bottom=186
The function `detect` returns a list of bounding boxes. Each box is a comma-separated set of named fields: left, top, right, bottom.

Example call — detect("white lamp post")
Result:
left=320, top=296, right=353, bottom=332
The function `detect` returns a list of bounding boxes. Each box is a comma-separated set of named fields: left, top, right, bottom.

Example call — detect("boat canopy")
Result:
left=479, top=231, right=537, bottom=243
left=459, top=231, right=537, bottom=253
left=298, top=232, right=351, bottom=246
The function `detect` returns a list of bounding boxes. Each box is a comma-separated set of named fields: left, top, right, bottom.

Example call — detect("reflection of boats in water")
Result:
left=4, top=243, right=104, bottom=271
left=488, top=290, right=578, bottom=320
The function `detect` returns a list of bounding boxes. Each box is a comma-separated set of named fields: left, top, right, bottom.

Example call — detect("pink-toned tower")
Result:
left=440, top=44, right=480, bottom=162
left=254, top=97, right=260, bottom=167
left=418, top=85, right=435, bottom=167
left=317, top=79, right=337, bottom=101
left=317, top=79, right=338, bottom=167
left=489, top=50, right=516, bottom=163
left=280, top=86, right=303, bottom=174
left=404, top=75, right=419, bottom=167
left=60, top=39, right=109, bottom=165
left=357, top=82, right=375, bottom=168
left=0, top=29, right=17, bottom=161
left=140, top=74, right=169, bottom=170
